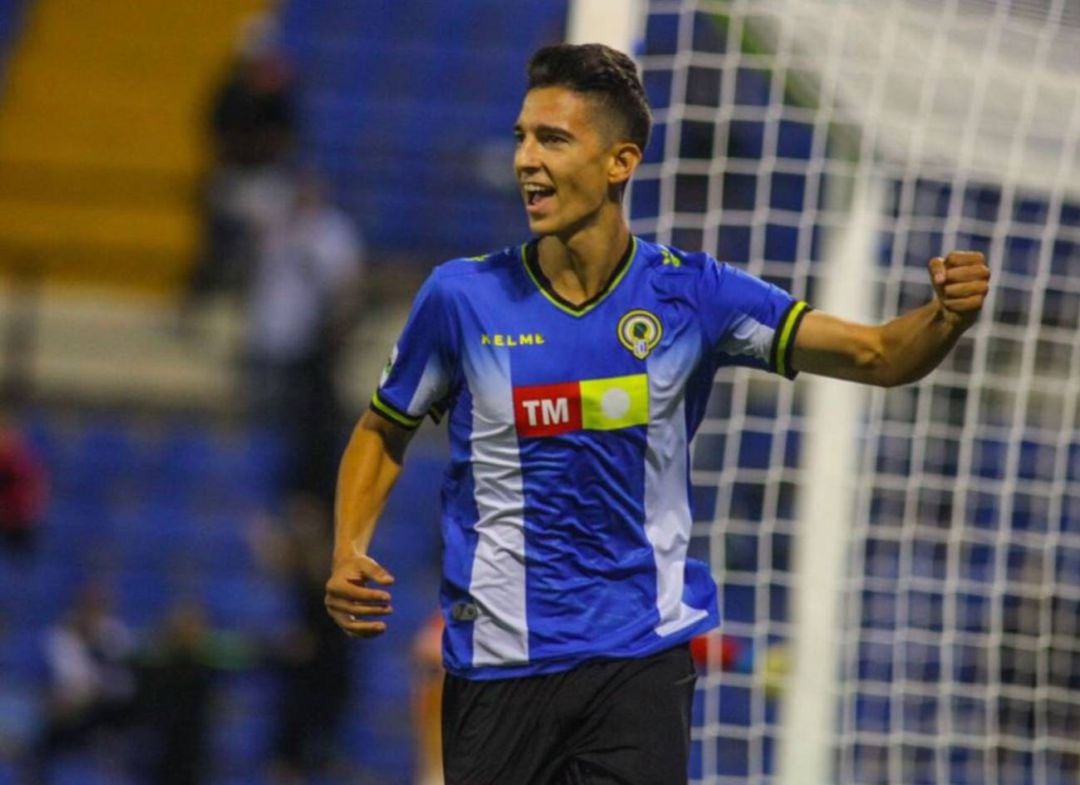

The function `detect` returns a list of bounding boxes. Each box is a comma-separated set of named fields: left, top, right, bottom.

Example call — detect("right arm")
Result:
left=324, top=409, right=416, bottom=638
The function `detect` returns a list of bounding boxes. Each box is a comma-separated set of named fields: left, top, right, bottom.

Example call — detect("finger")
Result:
left=325, top=596, right=393, bottom=617
left=350, top=548, right=397, bottom=585
left=330, top=611, right=395, bottom=629
left=360, top=563, right=395, bottom=585
left=332, top=613, right=393, bottom=639
left=327, top=577, right=393, bottom=602
left=942, top=264, right=991, bottom=283
left=928, top=256, right=947, bottom=287
left=941, top=294, right=986, bottom=312
left=335, top=581, right=393, bottom=602
left=341, top=613, right=389, bottom=637
left=943, top=280, right=990, bottom=299
left=944, top=250, right=985, bottom=268
left=333, top=600, right=391, bottom=618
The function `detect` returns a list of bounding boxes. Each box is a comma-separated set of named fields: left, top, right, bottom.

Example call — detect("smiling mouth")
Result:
left=523, top=184, right=556, bottom=209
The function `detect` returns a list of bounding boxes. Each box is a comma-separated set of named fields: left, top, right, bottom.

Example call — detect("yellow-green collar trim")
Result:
left=521, top=236, right=638, bottom=318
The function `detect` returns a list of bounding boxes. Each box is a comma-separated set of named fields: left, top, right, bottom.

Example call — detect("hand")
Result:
left=928, top=250, right=990, bottom=329
left=325, top=553, right=395, bottom=638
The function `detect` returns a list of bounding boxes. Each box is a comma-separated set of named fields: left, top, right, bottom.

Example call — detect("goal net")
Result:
left=627, top=1, right=1080, bottom=783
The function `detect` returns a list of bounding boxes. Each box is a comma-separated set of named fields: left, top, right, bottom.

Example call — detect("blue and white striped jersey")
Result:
left=372, top=237, right=809, bottom=680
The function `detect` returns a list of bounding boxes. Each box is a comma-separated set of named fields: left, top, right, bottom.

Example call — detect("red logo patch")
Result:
left=512, top=381, right=582, bottom=437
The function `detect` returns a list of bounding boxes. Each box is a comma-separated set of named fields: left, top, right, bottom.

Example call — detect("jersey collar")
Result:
left=521, top=236, right=638, bottom=318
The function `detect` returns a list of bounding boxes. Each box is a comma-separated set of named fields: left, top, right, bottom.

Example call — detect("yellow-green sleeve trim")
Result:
left=370, top=390, right=423, bottom=430
left=773, top=300, right=810, bottom=379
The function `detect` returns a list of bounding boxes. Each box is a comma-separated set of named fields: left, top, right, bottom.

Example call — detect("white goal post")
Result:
left=576, top=1, right=1080, bottom=783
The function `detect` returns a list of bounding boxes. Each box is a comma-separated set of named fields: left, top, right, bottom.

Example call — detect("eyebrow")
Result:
left=513, top=122, right=577, bottom=140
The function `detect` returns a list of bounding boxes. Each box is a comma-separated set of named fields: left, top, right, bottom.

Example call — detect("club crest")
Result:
left=617, top=309, right=662, bottom=360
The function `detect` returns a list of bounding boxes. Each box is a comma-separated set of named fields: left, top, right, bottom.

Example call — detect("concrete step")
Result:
left=0, top=0, right=272, bottom=294
left=0, top=278, right=413, bottom=415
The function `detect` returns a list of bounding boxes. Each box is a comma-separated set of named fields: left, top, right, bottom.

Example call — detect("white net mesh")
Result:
left=629, top=1, right=1080, bottom=782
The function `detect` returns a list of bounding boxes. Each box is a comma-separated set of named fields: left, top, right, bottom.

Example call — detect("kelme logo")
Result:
left=617, top=310, right=662, bottom=359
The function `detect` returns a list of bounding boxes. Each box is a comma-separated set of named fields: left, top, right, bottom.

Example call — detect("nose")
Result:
left=514, top=135, right=540, bottom=174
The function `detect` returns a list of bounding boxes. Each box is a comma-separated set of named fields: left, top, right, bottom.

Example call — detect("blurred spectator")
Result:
left=252, top=494, right=351, bottom=783
left=32, top=580, right=137, bottom=779
left=185, top=10, right=297, bottom=309
left=245, top=172, right=365, bottom=502
left=134, top=598, right=255, bottom=785
left=211, top=12, right=296, bottom=171
left=0, top=414, right=48, bottom=554
left=135, top=600, right=218, bottom=785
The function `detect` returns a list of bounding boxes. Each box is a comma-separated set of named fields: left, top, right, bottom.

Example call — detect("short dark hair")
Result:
left=527, top=43, right=651, bottom=151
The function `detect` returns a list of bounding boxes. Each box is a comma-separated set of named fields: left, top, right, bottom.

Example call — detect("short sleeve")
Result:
left=699, top=258, right=810, bottom=379
left=370, top=271, right=455, bottom=429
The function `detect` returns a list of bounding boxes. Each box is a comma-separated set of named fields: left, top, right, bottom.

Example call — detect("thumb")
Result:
left=362, top=557, right=395, bottom=585
left=350, top=542, right=395, bottom=584
left=927, top=256, right=947, bottom=294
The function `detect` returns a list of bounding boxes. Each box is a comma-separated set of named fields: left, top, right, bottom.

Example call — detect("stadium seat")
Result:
left=202, top=574, right=295, bottom=638
left=722, top=584, right=755, bottom=624
left=210, top=673, right=279, bottom=773
left=278, top=0, right=567, bottom=257
left=116, top=568, right=176, bottom=629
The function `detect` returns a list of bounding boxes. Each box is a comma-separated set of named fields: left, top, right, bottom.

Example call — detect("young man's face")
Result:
left=513, top=86, right=629, bottom=238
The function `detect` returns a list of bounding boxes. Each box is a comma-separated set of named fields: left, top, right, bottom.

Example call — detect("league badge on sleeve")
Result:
left=617, top=310, right=662, bottom=360
left=379, top=345, right=399, bottom=387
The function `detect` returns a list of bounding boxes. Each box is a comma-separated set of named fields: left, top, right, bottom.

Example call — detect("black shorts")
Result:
left=442, top=644, right=697, bottom=785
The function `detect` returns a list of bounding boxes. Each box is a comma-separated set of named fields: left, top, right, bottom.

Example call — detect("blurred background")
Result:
left=0, top=1, right=568, bottom=783
left=2, top=1, right=1079, bottom=785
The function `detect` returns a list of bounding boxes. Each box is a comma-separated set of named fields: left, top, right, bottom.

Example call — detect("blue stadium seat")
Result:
left=150, top=426, right=219, bottom=484
left=713, top=736, right=750, bottom=777
left=737, top=430, right=772, bottom=470
left=71, top=421, right=146, bottom=495
left=0, top=0, right=29, bottom=94
left=3, top=562, right=81, bottom=630
left=20, top=410, right=65, bottom=467
left=210, top=674, right=278, bottom=773
left=644, top=12, right=681, bottom=56
left=202, top=574, right=295, bottom=637
left=722, top=584, right=755, bottom=624
left=279, top=0, right=568, bottom=258
left=0, top=627, right=49, bottom=682
left=116, top=568, right=175, bottom=629
left=41, top=498, right=114, bottom=559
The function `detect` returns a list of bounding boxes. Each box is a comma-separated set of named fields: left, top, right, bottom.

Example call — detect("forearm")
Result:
left=871, top=299, right=969, bottom=387
left=792, top=300, right=970, bottom=387
left=791, top=251, right=988, bottom=387
left=332, top=410, right=407, bottom=566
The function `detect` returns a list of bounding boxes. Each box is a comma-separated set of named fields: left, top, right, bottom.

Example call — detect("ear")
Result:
left=607, top=141, right=643, bottom=188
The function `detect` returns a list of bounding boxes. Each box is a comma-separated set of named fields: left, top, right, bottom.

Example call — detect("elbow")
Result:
left=852, top=342, right=899, bottom=388
left=856, top=342, right=926, bottom=389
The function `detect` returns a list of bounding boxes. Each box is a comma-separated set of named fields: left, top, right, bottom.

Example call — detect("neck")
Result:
left=536, top=208, right=631, bottom=305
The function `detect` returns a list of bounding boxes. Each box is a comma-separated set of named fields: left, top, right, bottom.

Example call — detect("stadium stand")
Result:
left=0, top=0, right=266, bottom=295
left=0, top=412, right=447, bottom=782
left=276, top=0, right=568, bottom=258
left=1, top=1, right=977, bottom=781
